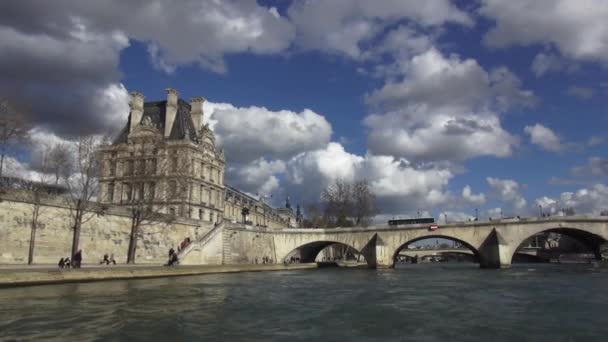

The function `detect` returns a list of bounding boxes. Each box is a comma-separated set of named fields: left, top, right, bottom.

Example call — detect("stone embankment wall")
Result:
left=0, top=190, right=212, bottom=265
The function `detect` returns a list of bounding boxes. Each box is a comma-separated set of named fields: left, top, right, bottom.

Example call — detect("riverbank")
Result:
left=0, top=263, right=317, bottom=288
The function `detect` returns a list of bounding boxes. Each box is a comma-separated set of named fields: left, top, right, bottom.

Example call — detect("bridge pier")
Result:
left=478, top=228, right=512, bottom=268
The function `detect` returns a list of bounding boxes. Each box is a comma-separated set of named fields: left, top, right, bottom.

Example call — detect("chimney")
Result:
left=129, top=91, right=145, bottom=133
left=164, top=88, right=178, bottom=137
left=190, top=97, right=206, bottom=132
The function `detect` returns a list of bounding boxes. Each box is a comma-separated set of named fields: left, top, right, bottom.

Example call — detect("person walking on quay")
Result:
left=58, top=257, right=65, bottom=268
left=166, top=249, right=179, bottom=266
left=100, top=254, right=110, bottom=265
left=73, top=250, right=83, bottom=268
left=109, top=254, right=116, bottom=265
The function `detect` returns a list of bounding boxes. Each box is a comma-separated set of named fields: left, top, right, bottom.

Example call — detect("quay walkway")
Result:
left=0, top=263, right=317, bottom=288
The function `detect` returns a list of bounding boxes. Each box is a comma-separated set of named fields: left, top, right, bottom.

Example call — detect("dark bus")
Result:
left=388, top=217, right=435, bottom=225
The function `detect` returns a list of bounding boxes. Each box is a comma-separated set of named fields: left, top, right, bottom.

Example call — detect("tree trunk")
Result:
left=28, top=211, right=38, bottom=265
left=0, top=149, right=5, bottom=179
left=71, top=210, right=82, bottom=259
left=127, top=216, right=139, bottom=264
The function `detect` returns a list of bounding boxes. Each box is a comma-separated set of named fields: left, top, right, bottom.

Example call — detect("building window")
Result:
left=169, top=180, right=178, bottom=198
left=107, top=182, right=114, bottom=202
left=126, top=160, right=134, bottom=176
left=137, top=183, right=144, bottom=200
left=171, top=157, right=178, bottom=173
left=169, top=207, right=176, bottom=216
left=109, top=160, right=116, bottom=176
left=149, top=182, right=156, bottom=200
left=210, top=212, right=214, bottom=222
left=124, top=183, right=132, bottom=201
left=199, top=209, right=204, bottom=220
left=200, top=185, right=204, bottom=203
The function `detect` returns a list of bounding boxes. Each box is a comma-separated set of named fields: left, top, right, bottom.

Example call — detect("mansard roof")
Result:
left=113, top=99, right=198, bottom=144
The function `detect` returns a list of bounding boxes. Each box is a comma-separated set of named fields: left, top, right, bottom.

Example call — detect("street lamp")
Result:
left=538, top=204, right=542, bottom=217
left=475, top=208, right=478, bottom=221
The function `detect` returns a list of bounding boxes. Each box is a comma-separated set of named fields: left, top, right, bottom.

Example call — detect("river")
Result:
left=1, top=264, right=607, bottom=341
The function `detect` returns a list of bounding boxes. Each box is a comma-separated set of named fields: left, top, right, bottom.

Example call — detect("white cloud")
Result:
left=567, top=85, right=595, bottom=100
left=0, top=1, right=294, bottom=138
left=364, top=48, right=531, bottom=162
left=524, top=123, right=562, bottom=152
left=462, top=185, right=486, bottom=205
left=588, top=136, right=604, bottom=146
left=571, top=157, right=608, bottom=178
left=487, top=177, right=527, bottom=210
left=283, top=142, right=453, bottom=214
left=480, top=1, right=608, bottom=64
left=535, top=184, right=608, bottom=215
left=438, top=211, right=475, bottom=224
left=203, top=101, right=332, bottom=163
left=287, top=0, right=471, bottom=59
left=226, top=158, right=286, bottom=197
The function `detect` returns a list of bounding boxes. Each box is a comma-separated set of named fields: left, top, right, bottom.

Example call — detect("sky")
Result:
left=1, top=0, right=607, bottom=222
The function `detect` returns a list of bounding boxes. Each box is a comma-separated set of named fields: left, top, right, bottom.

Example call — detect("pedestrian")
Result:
left=58, top=257, right=65, bottom=268
left=73, top=250, right=83, bottom=268
left=64, top=257, right=71, bottom=268
left=100, top=254, right=110, bottom=265
left=169, top=247, right=175, bottom=258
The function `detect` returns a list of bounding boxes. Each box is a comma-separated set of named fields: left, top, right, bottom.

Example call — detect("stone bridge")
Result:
left=181, top=216, right=608, bottom=269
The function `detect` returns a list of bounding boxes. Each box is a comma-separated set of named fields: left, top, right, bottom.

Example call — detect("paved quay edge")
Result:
left=0, top=263, right=318, bottom=288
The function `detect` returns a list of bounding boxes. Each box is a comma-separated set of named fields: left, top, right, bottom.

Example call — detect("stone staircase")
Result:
left=222, top=228, right=233, bottom=264
left=177, top=221, right=225, bottom=260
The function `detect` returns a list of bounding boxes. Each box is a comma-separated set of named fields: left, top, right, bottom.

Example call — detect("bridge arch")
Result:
left=282, top=240, right=371, bottom=267
left=391, top=235, right=480, bottom=267
left=510, top=226, right=608, bottom=263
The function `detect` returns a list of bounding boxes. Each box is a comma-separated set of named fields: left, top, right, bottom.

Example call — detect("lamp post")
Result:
left=538, top=204, right=542, bottom=217
left=475, top=208, right=478, bottom=221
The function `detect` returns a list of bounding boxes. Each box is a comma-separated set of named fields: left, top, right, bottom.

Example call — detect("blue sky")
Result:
left=1, top=0, right=607, bottom=221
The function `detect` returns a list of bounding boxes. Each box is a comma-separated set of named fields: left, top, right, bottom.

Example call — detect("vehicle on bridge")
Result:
left=388, top=217, right=435, bottom=225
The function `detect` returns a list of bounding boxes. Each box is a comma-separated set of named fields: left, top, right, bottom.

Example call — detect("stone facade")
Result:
left=224, top=186, right=294, bottom=229
left=99, top=89, right=225, bottom=224
left=99, top=88, right=293, bottom=228
left=0, top=189, right=208, bottom=264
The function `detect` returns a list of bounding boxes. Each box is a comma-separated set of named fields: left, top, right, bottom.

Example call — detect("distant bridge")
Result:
left=181, top=216, right=608, bottom=269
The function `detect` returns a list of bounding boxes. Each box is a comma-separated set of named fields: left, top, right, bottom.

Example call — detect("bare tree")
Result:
left=64, top=135, right=105, bottom=259
left=320, top=178, right=378, bottom=228
left=322, top=178, right=354, bottom=227
left=47, top=143, right=72, bottom=184
left=352, top=179, right=378, bottom=227
left=21, top=146, right=58, bottom=264
left=0, top=99, right=30, bottom=179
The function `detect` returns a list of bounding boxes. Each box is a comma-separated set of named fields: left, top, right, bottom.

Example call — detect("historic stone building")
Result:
left=99, top=88, right=295, bottom=228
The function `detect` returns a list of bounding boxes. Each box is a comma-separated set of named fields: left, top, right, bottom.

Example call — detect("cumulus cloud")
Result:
left=364, top=48, right=532, bottom=162
left=480, top=1, right=608, bottom=64
left=462, top=185, right=486, bottom=205
left=203, top=101, right=332, bottom=164
left=535, top=184, right=608, bottom=215
left=487, top=177, right=527, bottom=210
left=524, top=123, right=563, bottom=152
left=438, top=211, right=475, bottom=224
left=567, top=86, right=595, bottom=100
left=571, top=157, right=608, bottom=178
left=282, top=142, right=453, bottom=214
left=0, top=0, right=293, bottom=138
left=226, top=158, right=286, bottom=197
left=287, top=0, right=471, bottom=59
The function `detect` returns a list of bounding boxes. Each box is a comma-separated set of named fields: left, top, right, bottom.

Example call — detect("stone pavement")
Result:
left=0, top=263, right=317, bottom=288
